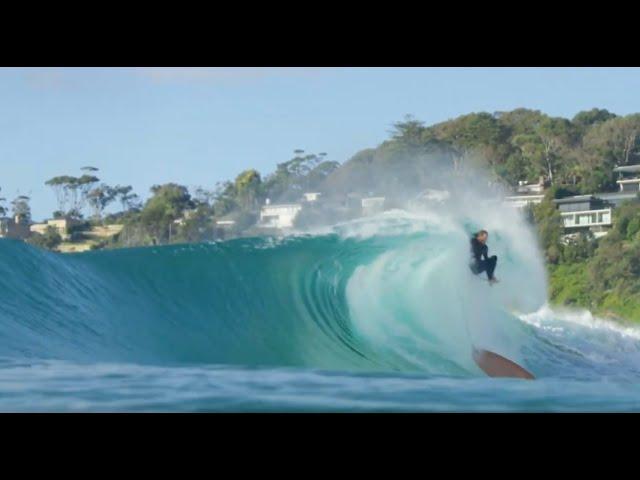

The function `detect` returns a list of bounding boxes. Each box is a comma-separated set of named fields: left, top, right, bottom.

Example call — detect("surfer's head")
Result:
left=475, top=230, right=488, bottom=244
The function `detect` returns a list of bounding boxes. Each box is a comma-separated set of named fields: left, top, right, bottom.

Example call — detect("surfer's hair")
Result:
left=475, top=229, right=488, bottom=238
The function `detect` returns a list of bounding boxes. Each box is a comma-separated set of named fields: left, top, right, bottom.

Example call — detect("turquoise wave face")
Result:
left=0, top=210, right=548, bottom=376
left=0, top=234, right=419, bottom=369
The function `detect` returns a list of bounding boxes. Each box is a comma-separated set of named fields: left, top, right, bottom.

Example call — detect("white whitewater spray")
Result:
left=333, top=166, right=548, bottom=375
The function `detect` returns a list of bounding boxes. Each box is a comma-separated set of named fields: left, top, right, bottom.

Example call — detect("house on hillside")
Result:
left=504, top=178, right=546, bottom=209
left=0, top=215, right=31, bottom=239
left=590, top=165, right=640, bottom=207
left=613, top=165, right=640, bottom=193
left=215, top=217, right=236, bottom=229
left=302, top=192, right=322, bottom=203
left=30, top=217, right=79, bottom=240
left=172, top=209, right=198, bottom=227
left=553, top=195, right=612, bottom=238
left=259, top=200, right=303, bottom=229
left=545, top=165, right=640, bottom=238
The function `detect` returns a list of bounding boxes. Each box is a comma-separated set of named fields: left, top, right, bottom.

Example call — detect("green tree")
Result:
left=45, top=175, right=76, bottom=214
left=580, top=115, right=640, bottom=191
left=75, top=174, right=100, bottom=212
left=263, top=150, right=331, bottom=201
left=173, top=205, right=215, bottom=243
left=572, top=108, right=617, bottom=129
left=139, top=183, right=194, bottom=243
left=86, top=184, right=116, bottom=220
left=211, top=181, right=238, bottom=217
left=45, top=171, right=99, bottom=218
left=610, top=199, right=640, bottom=239
left=111, top=185, right=139, bottom=213
left=192, top=186, right=216, bottom=207
left=28, top=225, right=62, bottom=250
left=234, top=169, right=262, bottom=210
left=432, top=112, right=510, bottom=172
left=496, top=108, right=547, bottom=136
left=536, top=117, right=578, bottom=184
left=305, top=160, right=340, bottom=190
left=11, top=195, right=31, bottom=222
left=562, top=232, right=596, bottom=263
left=389, top=115, right=428, bottom=149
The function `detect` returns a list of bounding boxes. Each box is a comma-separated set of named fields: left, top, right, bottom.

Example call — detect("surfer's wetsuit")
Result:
left=470, top=237, right=497, bottom=281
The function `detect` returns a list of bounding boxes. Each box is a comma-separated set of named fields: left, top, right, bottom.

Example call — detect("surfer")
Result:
left=470, top=230, right=498, bottom=285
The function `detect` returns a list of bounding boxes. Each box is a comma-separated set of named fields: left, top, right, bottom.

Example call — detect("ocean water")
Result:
left=2, top=207, right=640, bottom=412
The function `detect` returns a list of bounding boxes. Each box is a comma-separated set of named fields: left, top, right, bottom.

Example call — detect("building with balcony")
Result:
left=553, top=195, right=612, bottom=237
left=613, top=164, right=640, bottom=193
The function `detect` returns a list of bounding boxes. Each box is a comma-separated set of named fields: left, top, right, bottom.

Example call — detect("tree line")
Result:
left=113, top=150, right=339, bottom=246
left=44, top=166, right=140, bottom=221
left=9, top=107, right=640, bottom=247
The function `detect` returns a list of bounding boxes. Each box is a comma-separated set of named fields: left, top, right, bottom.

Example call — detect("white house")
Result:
left=503, top=194, right=545, bottom=209
left=515, top=179, right=545, bottom=195
left=560, top=209, right=612, bottom=234
left=259, top=203, right=302, bottom=229
left=613, top=164, right=640, bottom=192
left=302, top=192, right=322, bottom=203
left=30, top=217, right=79, bottom=240
left=215, top=219, right=236, bottom=227
left=504, top=179, right=545, bottom=209
left=553, top=195, right=612, bottom=236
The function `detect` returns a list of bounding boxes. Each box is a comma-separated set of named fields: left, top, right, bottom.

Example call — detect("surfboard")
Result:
left=472, top=347, right=535, bottom=380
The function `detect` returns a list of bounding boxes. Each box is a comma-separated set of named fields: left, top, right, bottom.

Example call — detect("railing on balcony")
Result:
left=560, top=208, right=612, bottom=228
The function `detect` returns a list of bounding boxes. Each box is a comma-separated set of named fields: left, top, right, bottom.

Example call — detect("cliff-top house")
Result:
left=30, top=217, right=79, bottom=241
left=0, top=215, right=31, bottom=240
left=259, top=199, right=303, bottom=229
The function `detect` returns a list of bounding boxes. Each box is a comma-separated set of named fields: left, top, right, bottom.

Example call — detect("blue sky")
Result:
left=2, top=67, right=640, bottom=220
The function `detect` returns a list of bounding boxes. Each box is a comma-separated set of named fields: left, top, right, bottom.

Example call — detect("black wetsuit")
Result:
left=470, top=237, right=497, bottom=280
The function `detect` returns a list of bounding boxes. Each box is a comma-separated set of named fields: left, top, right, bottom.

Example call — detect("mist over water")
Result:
left=2, top=164, right=640, bottom=411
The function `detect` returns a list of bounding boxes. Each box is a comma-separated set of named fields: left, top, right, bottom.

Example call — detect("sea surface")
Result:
left=2, top=209, right=640, bottom=412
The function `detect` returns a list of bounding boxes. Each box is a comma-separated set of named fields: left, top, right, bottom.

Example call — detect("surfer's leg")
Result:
left=486, top=255, right=497, bottom=280
left=470, top=261, right=484, bottom=276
